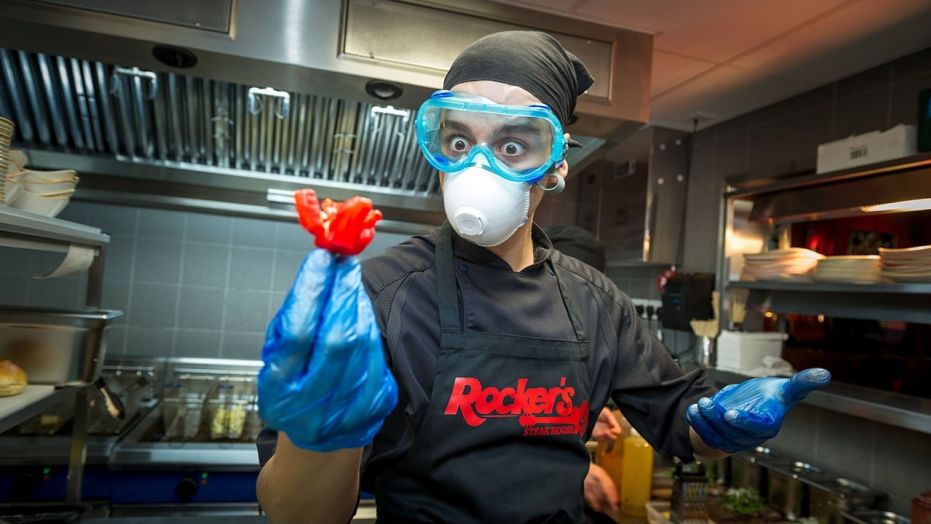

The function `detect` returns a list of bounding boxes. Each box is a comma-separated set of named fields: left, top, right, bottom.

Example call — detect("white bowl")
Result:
left=13, top=169, right=79, bottom=195
left=7, top=186, right=74, bottom=217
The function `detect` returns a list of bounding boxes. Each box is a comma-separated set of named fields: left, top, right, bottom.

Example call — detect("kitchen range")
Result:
left=1, top=1, right=931, bottom=523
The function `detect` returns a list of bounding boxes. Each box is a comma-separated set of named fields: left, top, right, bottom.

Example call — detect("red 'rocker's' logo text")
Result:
left=443, top=376, right=589, bottom=437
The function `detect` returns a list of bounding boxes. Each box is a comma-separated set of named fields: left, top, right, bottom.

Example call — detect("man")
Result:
left=256, top=31, right=830, bottom=524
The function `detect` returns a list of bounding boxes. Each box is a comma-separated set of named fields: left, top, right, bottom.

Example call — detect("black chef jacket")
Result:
left=256, top=224, right=716, bottom=492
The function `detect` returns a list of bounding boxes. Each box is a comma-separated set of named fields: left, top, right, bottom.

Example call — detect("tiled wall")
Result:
left=0, top=201, right=409, bottom=361
left=682, top=45, right=931, bottom=513
left=682, top=45, right=931, bottom=273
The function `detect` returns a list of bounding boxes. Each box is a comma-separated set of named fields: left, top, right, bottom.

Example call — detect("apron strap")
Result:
left=434, top=223, right=462, bottom=333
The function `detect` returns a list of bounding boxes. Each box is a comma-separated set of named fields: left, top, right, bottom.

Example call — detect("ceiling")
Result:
left=491, top=0, right=931, bottom=130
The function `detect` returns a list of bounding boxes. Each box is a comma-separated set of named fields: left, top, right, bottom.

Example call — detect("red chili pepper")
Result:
left=294, top=189, right=383, bottom=256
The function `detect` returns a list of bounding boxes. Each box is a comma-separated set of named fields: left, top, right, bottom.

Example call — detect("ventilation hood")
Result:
left=0, top=0, right=651, bottom=228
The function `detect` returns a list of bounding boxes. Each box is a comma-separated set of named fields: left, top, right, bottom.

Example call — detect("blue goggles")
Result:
left=415, top=90, right=567, bottom=183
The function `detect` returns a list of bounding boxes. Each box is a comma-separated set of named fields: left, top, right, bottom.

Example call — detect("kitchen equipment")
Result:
left=767, top=461, right=831, bottom=521
left=730, top=446, right=778, bottom=495
left=844, top=510, right=912, bottom=524
left=817, top=124, right=917, bottom=174
left=716, top=331, right=787, bottom=374
left=0, top=308, right=122, bottom=386
left=662, top=272, right=715, bottom=331
left=671, top=462, right=708, bottom=523
left=810, top=478, right=884, bottom=524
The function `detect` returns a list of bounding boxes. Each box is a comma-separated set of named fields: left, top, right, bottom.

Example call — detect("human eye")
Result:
left=497, top=140, right=526, bottom=157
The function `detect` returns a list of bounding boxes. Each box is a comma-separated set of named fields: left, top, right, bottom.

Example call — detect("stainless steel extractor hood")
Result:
left=0, top=0, right=651, bottom=227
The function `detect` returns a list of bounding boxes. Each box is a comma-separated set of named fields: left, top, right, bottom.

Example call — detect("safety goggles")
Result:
left=415, top=90, right=567, bottom=183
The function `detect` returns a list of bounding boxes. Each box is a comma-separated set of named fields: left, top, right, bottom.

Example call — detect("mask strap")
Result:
left=537, top=173, right=565, bottom=193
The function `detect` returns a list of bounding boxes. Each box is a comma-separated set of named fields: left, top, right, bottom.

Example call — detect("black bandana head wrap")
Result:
left=443, top=31, right=595, bottom=129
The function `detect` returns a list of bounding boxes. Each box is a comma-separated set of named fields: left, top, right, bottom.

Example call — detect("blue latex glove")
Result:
left=687, top=368, right=831, bottom=453
left=257, top=249, right=398, bottom=452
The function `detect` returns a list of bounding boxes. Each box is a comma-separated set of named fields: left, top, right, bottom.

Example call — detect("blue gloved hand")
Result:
left=687, top=368, right=831, bottom=453
left=257, top=249, right=398, bottom=452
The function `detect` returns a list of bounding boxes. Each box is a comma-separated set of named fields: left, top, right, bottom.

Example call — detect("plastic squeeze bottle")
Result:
left=620, top=427, right=654, bottom=517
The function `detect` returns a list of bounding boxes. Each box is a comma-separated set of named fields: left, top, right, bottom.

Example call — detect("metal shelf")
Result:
left=0, top=205, right=109, bottom=249
left=707, top=368, right=931, bottom=436
left=727, top=280, right=931, bottom=323
left=0, top=386, right=77, bottom=435
left=729, top=280, right=931, bottom=294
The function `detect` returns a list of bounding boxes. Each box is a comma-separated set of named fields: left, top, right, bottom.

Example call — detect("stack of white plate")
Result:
left=716, top=330, right=787, bottom=374
left=813, top=255, right=883, bottom=284
left=742, top=248, right=824, bottom=282
left=879, top=245, right=931, bottom=283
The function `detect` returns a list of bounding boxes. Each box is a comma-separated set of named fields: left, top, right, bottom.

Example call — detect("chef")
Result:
left=255, top=31, right=831, bottom=524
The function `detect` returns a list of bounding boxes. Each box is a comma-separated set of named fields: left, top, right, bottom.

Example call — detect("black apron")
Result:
left=375, top=225, right=595, bottom=524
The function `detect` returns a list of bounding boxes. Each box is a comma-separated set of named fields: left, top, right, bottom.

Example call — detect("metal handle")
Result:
left=247, top=86, right=290, bottom=119
left=111, top=66, right=158, bottom=99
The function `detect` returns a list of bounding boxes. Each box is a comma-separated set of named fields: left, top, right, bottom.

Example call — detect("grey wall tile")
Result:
left=186, top=213, right=233, bottom=244
left=128, top=283, right=179, bottom=328
left=688, top=141, right=715, bottom=190
left=224, top=289, right=272, bottom=332
left=813, top=410, right=874, bottom=486
left=30, top=250, right=70, bottom=276
left=222, top=332, right=265, bottom=361
left=272, top=250, right=306, bottom=292
left=125, top=326, right=174, bottom=356
left=890, top=45, right=931, bottom=80
left=713, top=132, right=748, bottom=179
left=769, top=404, right=820, bottom=464
left=746, top=106, right=833, bottom=179
left=57, top=201, right=89, bottom=223
left=0, top=273, right=28, bottom=305
left=232, top=217, right=278, bottom=249
left=177, top=287, right=225, bottom=330
left=101, top=279, right=130, bottom=314
left=105, top=234, right=135, bottom=281
left=174, top=329, right=221, bottom=358
left=85, top=204, right=138, bottom=236
left=275, top=222, right=313, bottom=252
left=137, top=208, right=187, bottom=239
left=834, top=88, right=892, bottom=138
left=872, top=422, right=931, bottom=507
left=706, top=113, right=750, bottom=139
left=837, top=64, right=891, bottom=99
left=181, top=243, right=230, bottom=288
left=26, top=277, right=83, bottom=309
left=105, top=325, right=126, bottom=357
left=748, top=85, right=834, bottom=127
left=888, top=70, right=931, bottom=128
left=229, top=247, right=274, bottom=291
left=0, top=246, right=32, bottom=275
left=133, top=238, right=182, bottom=285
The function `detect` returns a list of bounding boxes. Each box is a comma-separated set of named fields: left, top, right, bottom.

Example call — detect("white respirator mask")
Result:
left=442, top=164, right=532, bottom=247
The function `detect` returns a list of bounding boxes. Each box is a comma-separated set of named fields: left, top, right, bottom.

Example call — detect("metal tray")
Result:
left=0, top=307, right=122, bottom=386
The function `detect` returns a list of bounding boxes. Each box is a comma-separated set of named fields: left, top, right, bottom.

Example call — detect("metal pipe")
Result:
left=0, top=49, right=35, bottom=141
left=64, top=387, right=90, bottom=506
left=80, top=60, right=104, bottom=152
left=69, top=58, right=95, bottom=151
left=94, top=62, right=119, bottom=154
left=55, top=56, right=85, bottom=150
left=37, top=53, right=69, bottom=147
left=18, top=50, right=52, bottom=145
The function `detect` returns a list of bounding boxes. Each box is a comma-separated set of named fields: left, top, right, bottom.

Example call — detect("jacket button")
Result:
left=459, top=263, right=469, bottom=273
